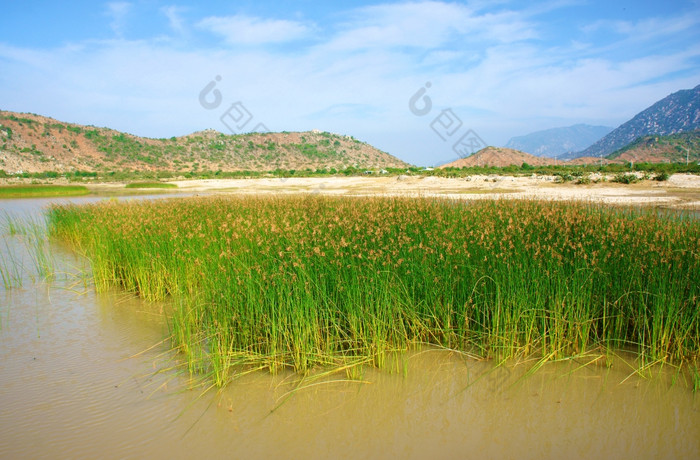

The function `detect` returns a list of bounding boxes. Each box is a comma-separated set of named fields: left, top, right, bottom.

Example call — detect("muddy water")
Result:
left=1, top=198, right=699, bottom=460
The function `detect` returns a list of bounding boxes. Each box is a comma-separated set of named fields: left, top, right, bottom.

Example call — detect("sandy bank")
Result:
left=167, top=174, right=700, bottom=209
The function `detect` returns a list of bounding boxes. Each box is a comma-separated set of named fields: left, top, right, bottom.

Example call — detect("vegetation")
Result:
left=0, top=185, right=89, bottom=198
left=611, top=173, right=642, bottom=184
left=48, top=196, right=700, bottom=386
left=2, top=159, right=699, bottom=185
left=124, top=182, right=177, bottom=189
left=608, top=130, right=700, bottom=162
left=0, top=213, right=55, bottom=288
left=435, top=161, right=700, bottom=178
left=1, top=112, right=400, bottom=173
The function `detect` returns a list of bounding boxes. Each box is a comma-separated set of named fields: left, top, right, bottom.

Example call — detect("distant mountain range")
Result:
left=577, top=84, right=700, bottom=158
left=505, top=124, right=613, bottom=159
left=0, top=111, right=409, bottom=174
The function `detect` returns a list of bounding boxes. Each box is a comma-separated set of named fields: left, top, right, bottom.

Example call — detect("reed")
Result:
left=0, top=214, right=56, bottom=286
left=0, top=240, right=23, bottom=289
left=47, top=196, right=700, bottom=385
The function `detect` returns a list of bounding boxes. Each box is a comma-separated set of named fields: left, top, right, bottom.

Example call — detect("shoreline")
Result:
left=2, top=174, right=699, bottom=209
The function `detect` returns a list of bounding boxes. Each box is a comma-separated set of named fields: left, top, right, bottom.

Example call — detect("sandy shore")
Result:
left=2, top=174, right=699, bottom=209
left=163, top=174, right=700, bottom=209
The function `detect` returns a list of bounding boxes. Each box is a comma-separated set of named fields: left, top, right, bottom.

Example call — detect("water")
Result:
left=1, top=197, right=699, bottom=459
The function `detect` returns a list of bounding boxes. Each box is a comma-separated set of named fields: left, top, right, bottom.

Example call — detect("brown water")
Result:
left=1, top=198, right=699, bottom=460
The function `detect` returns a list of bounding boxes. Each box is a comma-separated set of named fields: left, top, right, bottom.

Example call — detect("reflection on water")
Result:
left=0, top=192, right=196, bottom=218
left=1, top=197, right=699, bottom=459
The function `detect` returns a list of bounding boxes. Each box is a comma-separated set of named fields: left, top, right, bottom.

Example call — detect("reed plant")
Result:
left=47, top=196, right=700, bottom=385
left=0, top=240, right=23, bottom=289
left=0, top=213, right=56, bottom=286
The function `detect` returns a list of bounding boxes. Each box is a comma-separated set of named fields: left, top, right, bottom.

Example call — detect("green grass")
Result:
left=124, top=182, right=178, bottom=189
left=47, top=196, right=700, bottom=386
left=0, top=185, right=89, bottom=198
left=0, top=213, right=55, bottom=288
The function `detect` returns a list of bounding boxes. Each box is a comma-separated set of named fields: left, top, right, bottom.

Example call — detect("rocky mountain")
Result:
left=577, top=84, right=700, bottom=158
left=0, top=111, right=409, bottom=174
left=439, top=147, right=553, bottom=168
left=505, top=124, right=612, bottom=159
left=608, top=130, right=700, bottom=164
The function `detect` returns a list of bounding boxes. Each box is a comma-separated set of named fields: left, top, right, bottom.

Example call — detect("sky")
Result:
left=1, top=1, right=699, bottom=166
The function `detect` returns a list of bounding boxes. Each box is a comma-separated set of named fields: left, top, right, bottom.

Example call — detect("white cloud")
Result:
left=582, top=14, right=700, bottom=42
left=162, top=6, right=187, bottom=36
left=323, top=1, right=536, bottom=51
left=197, top=14, right=311, bottom=45
left=106, top=2, right=132, bottom=37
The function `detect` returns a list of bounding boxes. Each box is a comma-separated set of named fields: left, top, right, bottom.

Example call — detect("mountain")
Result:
left=577, top=84, right=700, bottom=158
left=505, top=124, right=613, bottom=159
left=608, top=130, right=700, bottom=164
left=439, top=146, right=553, bottom=168
left=0, top=111, right=409, bottom=174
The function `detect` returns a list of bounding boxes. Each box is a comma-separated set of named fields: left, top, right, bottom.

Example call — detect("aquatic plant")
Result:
left=47, top=196, right=700, bottom=386
left=0, top=239, right=23, bottom=289
left=0, top=214, right=56, bottom=287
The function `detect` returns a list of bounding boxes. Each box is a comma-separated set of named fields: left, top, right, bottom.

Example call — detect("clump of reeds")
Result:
left=47, top=196, right=700, bottom=386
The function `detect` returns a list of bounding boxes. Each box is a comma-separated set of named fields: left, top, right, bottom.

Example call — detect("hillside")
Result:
left=505, top=124, right=612, bottom=159
left=0, top=111, right=409, bottom=174
left=577, top=84, right=700, bottom=158
left=439, top=147, right=553, bottom=168
left=608, top=130, right=700, bottom=164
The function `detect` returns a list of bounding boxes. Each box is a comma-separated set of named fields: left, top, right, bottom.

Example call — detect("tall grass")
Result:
left=0, top=213, right=55, bottom=287
left=0, top=239, right=23, bottom=289
left=47, top=196, right=700, bottom=385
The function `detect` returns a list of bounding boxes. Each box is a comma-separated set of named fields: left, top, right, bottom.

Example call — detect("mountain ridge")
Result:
left=0, top=110, right=410, bottom=174
left=439, top=147, right=554, bottom=168
left=577, top=84, right=700, bottom=158
left=608, top=130, right=700, bottom=164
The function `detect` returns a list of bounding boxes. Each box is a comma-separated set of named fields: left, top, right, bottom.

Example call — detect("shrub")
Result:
left=612, top=173, right=641, bottom=184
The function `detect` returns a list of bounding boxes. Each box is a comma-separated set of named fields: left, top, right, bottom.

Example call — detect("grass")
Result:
left=0, top=239, right=23, bottom=289
left=0, top=213, right=55, bottom=288
left=124, top=182, right=177, bottom=189
left=0, top=185, right=89, bottom=198
left=47, top=196, right=700, bottom=386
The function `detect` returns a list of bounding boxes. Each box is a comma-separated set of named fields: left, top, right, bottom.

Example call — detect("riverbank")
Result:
left=166, top=174, right=700, bottom=208
left=3, top=173, right=698, bottom=208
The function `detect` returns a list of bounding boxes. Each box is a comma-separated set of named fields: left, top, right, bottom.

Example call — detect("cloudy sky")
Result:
left=1, top=1, right=699, bottom=165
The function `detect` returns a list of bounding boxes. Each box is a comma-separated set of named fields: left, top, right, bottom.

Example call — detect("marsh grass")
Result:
left=47, top=196, right=700, bottom=386
left=0, top=239, right=23, bottom=289
left=0, top=185, right=89, bottom=198
left=0, top=213, right=57, bottom=287
left=124, top=182, right=177, bottom=189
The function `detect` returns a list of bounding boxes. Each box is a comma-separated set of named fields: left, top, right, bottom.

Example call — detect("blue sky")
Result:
left=1, top=1, right=699, bottom=165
